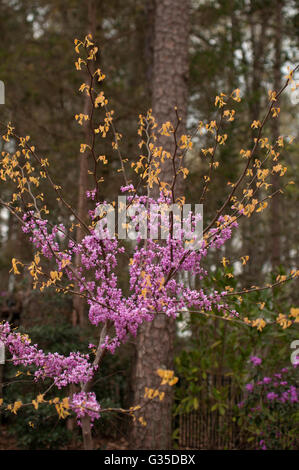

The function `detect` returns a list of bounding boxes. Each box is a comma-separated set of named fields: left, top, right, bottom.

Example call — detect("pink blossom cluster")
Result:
left=242, top=365, right=298, bottom=405
left=1, top=190, right=239, bottom=422
left=249, top=355, right=262, bottom=366
left=20, top=196, right=238, bottom=353
left=239, top=364, right=298, bottom=449
left=0, top=322, right=94, bottom=388
left=70, top=391, right=101, bottom=426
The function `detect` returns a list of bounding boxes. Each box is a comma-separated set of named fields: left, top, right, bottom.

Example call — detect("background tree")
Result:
left=130, top=0, right=190, bottom=450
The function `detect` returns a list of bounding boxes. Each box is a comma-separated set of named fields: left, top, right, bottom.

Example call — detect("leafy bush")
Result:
left=237, top=362, right=298, bottom=450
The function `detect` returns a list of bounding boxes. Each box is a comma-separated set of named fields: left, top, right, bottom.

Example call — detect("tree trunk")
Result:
left=242, top=2, right=270, bottom=285
left=73, top=0, right=97, bottom=327
left=81, top=415, right=94, bottom=450
left=73, top=0, right=97, bottom=450
left=130, top=0, right=189, bottom=450
left=270, top=0, right=283, bottom=269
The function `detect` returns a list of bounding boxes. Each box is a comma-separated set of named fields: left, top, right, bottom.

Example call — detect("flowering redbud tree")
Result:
left=0, top=36, right=298, bottom=449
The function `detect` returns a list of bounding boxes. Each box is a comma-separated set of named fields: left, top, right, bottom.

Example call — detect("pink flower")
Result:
left=250, top=356, right=262, bottom=366
left=263, top=377, right=271, bottom=384
left=259, top=440, right=267, bottom=450
left=70, top=391, right=101, bottom=426
left=266, top=392, right=278, bottom=401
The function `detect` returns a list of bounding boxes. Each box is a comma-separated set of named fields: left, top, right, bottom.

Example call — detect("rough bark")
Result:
left=74, top=0, right=97, bottom=450
left=270, top=0, right=283, bottom=269
left=73, top=0, right=97, bottom=327
left=81, top=415, right=94, bottom=450
left=130, top=0, right=189, bottom=450
left=243, top=2, right=270, bottom=285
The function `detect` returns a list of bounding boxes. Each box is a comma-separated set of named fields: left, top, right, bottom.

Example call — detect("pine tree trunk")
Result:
left=73, top=0, right=97, bottom=328
left=74, top=0, right=97, bottom=450
left=270, top=0, right=283, bottom=269
left=242, top=2, right=270, bottom=285
left=130, top=0, right=189, bottom=450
